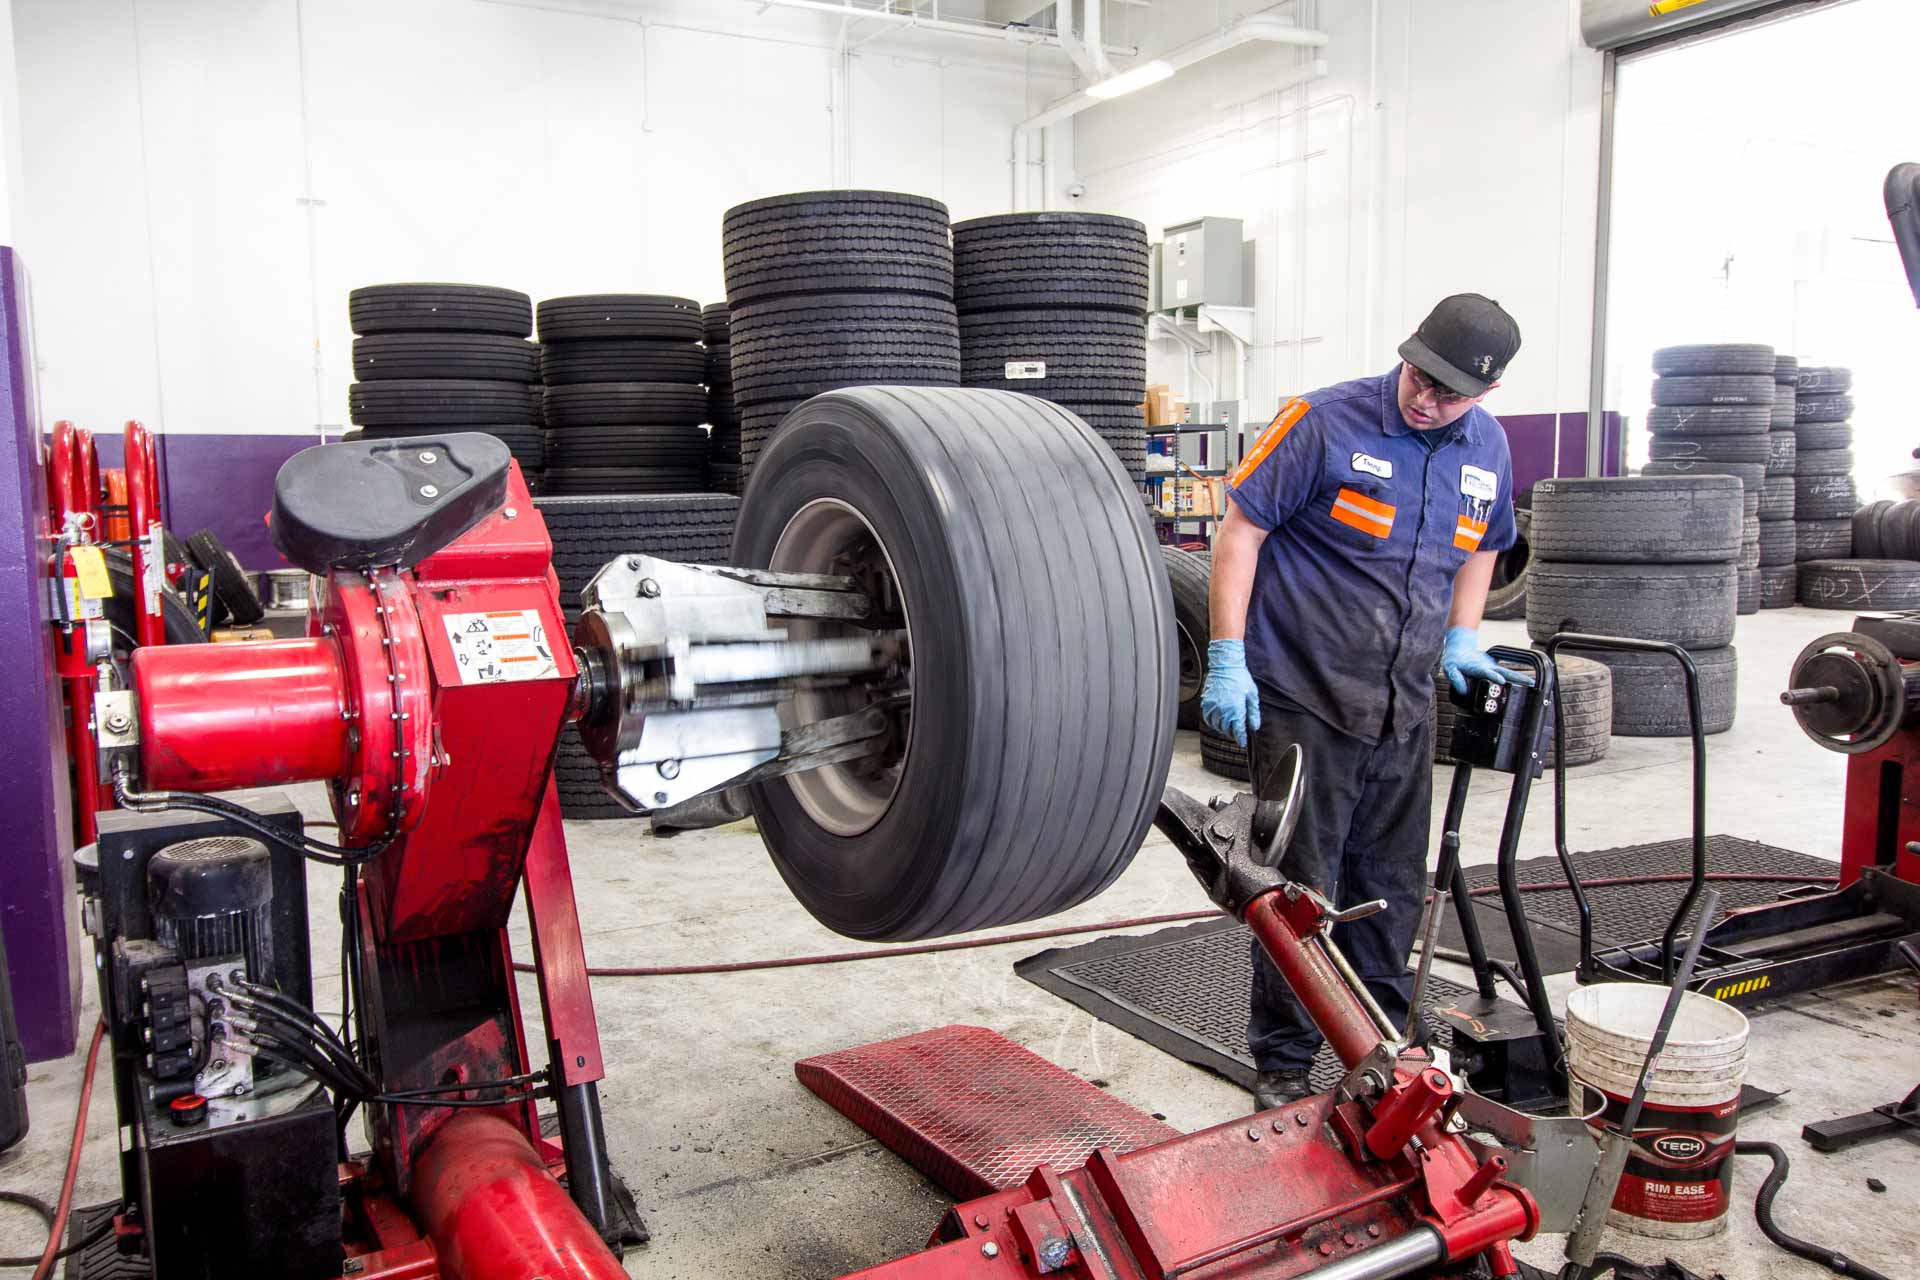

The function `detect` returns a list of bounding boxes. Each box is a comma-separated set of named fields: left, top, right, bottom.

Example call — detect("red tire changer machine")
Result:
left=84, top=433, right=1609, bottom=1279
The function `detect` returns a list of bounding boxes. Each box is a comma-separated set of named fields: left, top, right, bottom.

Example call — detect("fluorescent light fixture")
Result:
left=1085, top=59, right=1173, bottom=99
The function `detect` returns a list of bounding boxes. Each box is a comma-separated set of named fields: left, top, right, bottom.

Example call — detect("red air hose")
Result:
left=512, top=872, right=1836, bottom=978
left=32, top=1019, right=105, bottom=1280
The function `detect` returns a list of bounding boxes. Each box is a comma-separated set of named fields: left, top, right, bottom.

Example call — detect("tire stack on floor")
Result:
left=1432, top=653, right=1612, bottom=767
left=1829, top=497, right=1920, bottom=610
left=1758, top=354, right=1799, bottom=608
left=703, top=303, right=742, bottom=494
left=536, top=493, right=741, bottom=818
left=1641, top=343, right=1774, bottom=616
left=1790, top=364, right=1860, bottom=601
left=1525, top=475, right=1742, bottom=736
left=536, top=294, right=709, bottom=497
left=951, top=212, right=1152, bottom=484
left=346, top=284, right=545, bottom=482
left=722, top=191, right=961, bottom=483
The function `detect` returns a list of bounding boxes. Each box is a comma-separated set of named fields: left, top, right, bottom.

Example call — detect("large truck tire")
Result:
left=1593, top=645, right=1737, bottom=737
left=1525, top=560, right=1737, bottom=649
left=731, top=386, right=1177, bottom=940
left=1527, top=475, right=1742, bottom=564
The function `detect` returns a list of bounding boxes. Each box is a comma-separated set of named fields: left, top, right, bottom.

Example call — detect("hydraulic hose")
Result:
left=510, top=872, right=1835, bottom=979
left=1735, top=1140, right=1892, bottom=1280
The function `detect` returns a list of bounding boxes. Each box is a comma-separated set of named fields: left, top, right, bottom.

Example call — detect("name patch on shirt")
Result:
left=1459, top=465, right=1498, bottom=502
left=1351, top=452, right=1393, bottom=480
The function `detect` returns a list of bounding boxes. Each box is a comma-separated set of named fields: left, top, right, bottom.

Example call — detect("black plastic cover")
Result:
left=271, top=432, right=509, bottom=573
left=148, top=836, right=273, bottom=916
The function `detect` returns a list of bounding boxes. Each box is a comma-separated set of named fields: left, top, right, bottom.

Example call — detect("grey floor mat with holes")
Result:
left=1018, top=835, right=1832, bottom=1093
left=1017, top=917, right=1479, bottom=1092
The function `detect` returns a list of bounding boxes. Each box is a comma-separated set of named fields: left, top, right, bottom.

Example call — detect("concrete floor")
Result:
left=4, top=604, right=1917, bottom=1278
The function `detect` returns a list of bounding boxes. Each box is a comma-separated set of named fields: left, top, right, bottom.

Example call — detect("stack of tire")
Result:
left=536, top=294, right=709, bottom=497
left=1641, top=343, right=1773, bottom=617
left=1826, top=497, right=1920, bottom=610
left=1524, top=475, right=1742, bottom=736
left=347, top=284, right=545, bottom=482
left=1791, top=364, right=1858, bottom=598
left=722, top=191, right=961, bottom=482
left=1757, top=354, right=1799, bottom=608
left=951, top=212, right=1152, bottom=484
left=1432, top=653, right=1612, bottom=767
left=536, top=492, right=741, bottom=818
left=704, top=304, right=742, bottom=494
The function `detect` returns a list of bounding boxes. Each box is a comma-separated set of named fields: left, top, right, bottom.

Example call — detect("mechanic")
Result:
left=1202, top=293, right=1530, bottom=1110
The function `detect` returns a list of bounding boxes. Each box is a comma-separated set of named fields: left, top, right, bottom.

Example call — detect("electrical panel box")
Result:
left=1161, top=217, right=1245, bottom=309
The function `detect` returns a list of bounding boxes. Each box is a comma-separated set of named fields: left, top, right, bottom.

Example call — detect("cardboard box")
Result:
left=1141, top=384, right=1187, bottom=428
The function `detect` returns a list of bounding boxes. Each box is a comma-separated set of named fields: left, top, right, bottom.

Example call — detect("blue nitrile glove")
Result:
left=1201, top=639, right=1262, bottom=748
left=1440, top=626, right=1536, bottom=696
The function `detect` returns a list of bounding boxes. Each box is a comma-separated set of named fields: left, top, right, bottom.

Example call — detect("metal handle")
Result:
left=1546, top=633, right=1708, bottom=983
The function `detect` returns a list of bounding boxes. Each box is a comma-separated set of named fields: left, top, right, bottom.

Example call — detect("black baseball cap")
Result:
left=1398, top=294, right=1522, bottom=397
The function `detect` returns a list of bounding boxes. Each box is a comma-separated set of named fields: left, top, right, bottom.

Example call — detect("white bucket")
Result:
left=1565, top=983, right=1750, bottom=1239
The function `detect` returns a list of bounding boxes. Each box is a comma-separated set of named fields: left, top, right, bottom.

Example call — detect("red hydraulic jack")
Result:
left=807, top=752, right=1556, bottom=1280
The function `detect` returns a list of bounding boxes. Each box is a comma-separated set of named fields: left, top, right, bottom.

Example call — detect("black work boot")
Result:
left=1252, top=1068, right=1313, bottom=1111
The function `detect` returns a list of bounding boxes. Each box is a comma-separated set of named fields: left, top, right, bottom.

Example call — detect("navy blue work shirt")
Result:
left=1225, top=365, right=1517, bottom=744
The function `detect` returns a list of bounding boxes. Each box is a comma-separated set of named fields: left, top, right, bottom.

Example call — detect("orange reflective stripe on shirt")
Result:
left=1330, top=487, right=1395, bottom=537
left=1453, top=516, right=1489, bottom=551
left=1228, top=397, right=1311, bottom=487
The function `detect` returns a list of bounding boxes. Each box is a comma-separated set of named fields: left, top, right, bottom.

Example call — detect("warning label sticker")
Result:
left=442, top=610, right=558, bottom=684
left=1004, top=360, right=1047, bottom=380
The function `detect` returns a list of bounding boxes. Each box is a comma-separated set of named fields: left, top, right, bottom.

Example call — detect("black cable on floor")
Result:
left=1736, top=1140, right=1892, bottom=1280
left=0, top=1192, right=118, bottom=1269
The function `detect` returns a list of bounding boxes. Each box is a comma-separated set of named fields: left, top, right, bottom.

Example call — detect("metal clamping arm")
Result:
left=571, top=555, right=908, bottom=812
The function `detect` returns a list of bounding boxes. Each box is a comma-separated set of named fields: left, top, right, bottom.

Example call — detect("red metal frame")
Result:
left=47, top=419, right=111, bottom=845
left=1839, top=727, right=1920, bottom=888
left=125, top=465, right=622, bottom=1278
left=122, top=419, right=164, bottom=648
left=828, top=883, right=1538, bottom=1279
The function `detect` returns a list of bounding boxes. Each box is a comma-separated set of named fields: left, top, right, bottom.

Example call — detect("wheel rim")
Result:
left=769, top=497, right=912, bottom=837
left=1174, top=618, right=1202, bottom=705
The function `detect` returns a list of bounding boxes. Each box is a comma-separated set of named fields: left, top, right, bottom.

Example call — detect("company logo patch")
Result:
left=1459, top=464, right=1497, bottom=502
left=1351, top=452, right=1393, bottom=480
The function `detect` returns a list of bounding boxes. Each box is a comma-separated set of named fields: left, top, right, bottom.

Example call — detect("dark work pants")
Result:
left=1247, top=697, right=1433, bottom=1072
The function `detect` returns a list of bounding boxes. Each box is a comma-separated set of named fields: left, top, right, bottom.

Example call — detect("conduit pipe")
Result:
left=738, top=0, right=1136, bottom=55
left=1012, top=13, right=1330, bottom=209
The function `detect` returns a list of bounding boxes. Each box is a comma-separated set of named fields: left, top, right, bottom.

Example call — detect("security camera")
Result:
left=1066, top=181, right=1088, bottom=200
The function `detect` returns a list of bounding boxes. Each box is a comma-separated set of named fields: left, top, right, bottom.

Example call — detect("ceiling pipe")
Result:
left=1081, top=0, right=1117, bottom=80
left=1011, top=12, right=1330, bottom=209
left=734, top=0, right=1137, bottom=56
left=1025, top=13, right=1327, bottom=130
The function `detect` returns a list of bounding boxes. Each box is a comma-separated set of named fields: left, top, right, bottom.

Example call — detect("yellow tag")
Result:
left=1648, top=0, right=1707, bottom=15
left=70, top=545, right=112, bottom=599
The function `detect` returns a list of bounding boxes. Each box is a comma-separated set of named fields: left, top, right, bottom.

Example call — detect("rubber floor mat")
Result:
left=1459, top=834, right=1838, bottom=940
left=1017, top=917, right=1488, bottom=1092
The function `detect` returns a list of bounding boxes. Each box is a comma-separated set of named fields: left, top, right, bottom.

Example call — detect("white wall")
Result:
left=12, top=0, right=1072, bottom=437
left=1070, top=0, right=1603, bottom=442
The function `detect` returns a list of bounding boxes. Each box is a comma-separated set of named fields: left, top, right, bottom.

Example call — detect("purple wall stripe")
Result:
left=2, top=248, right=82, bottom=1062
